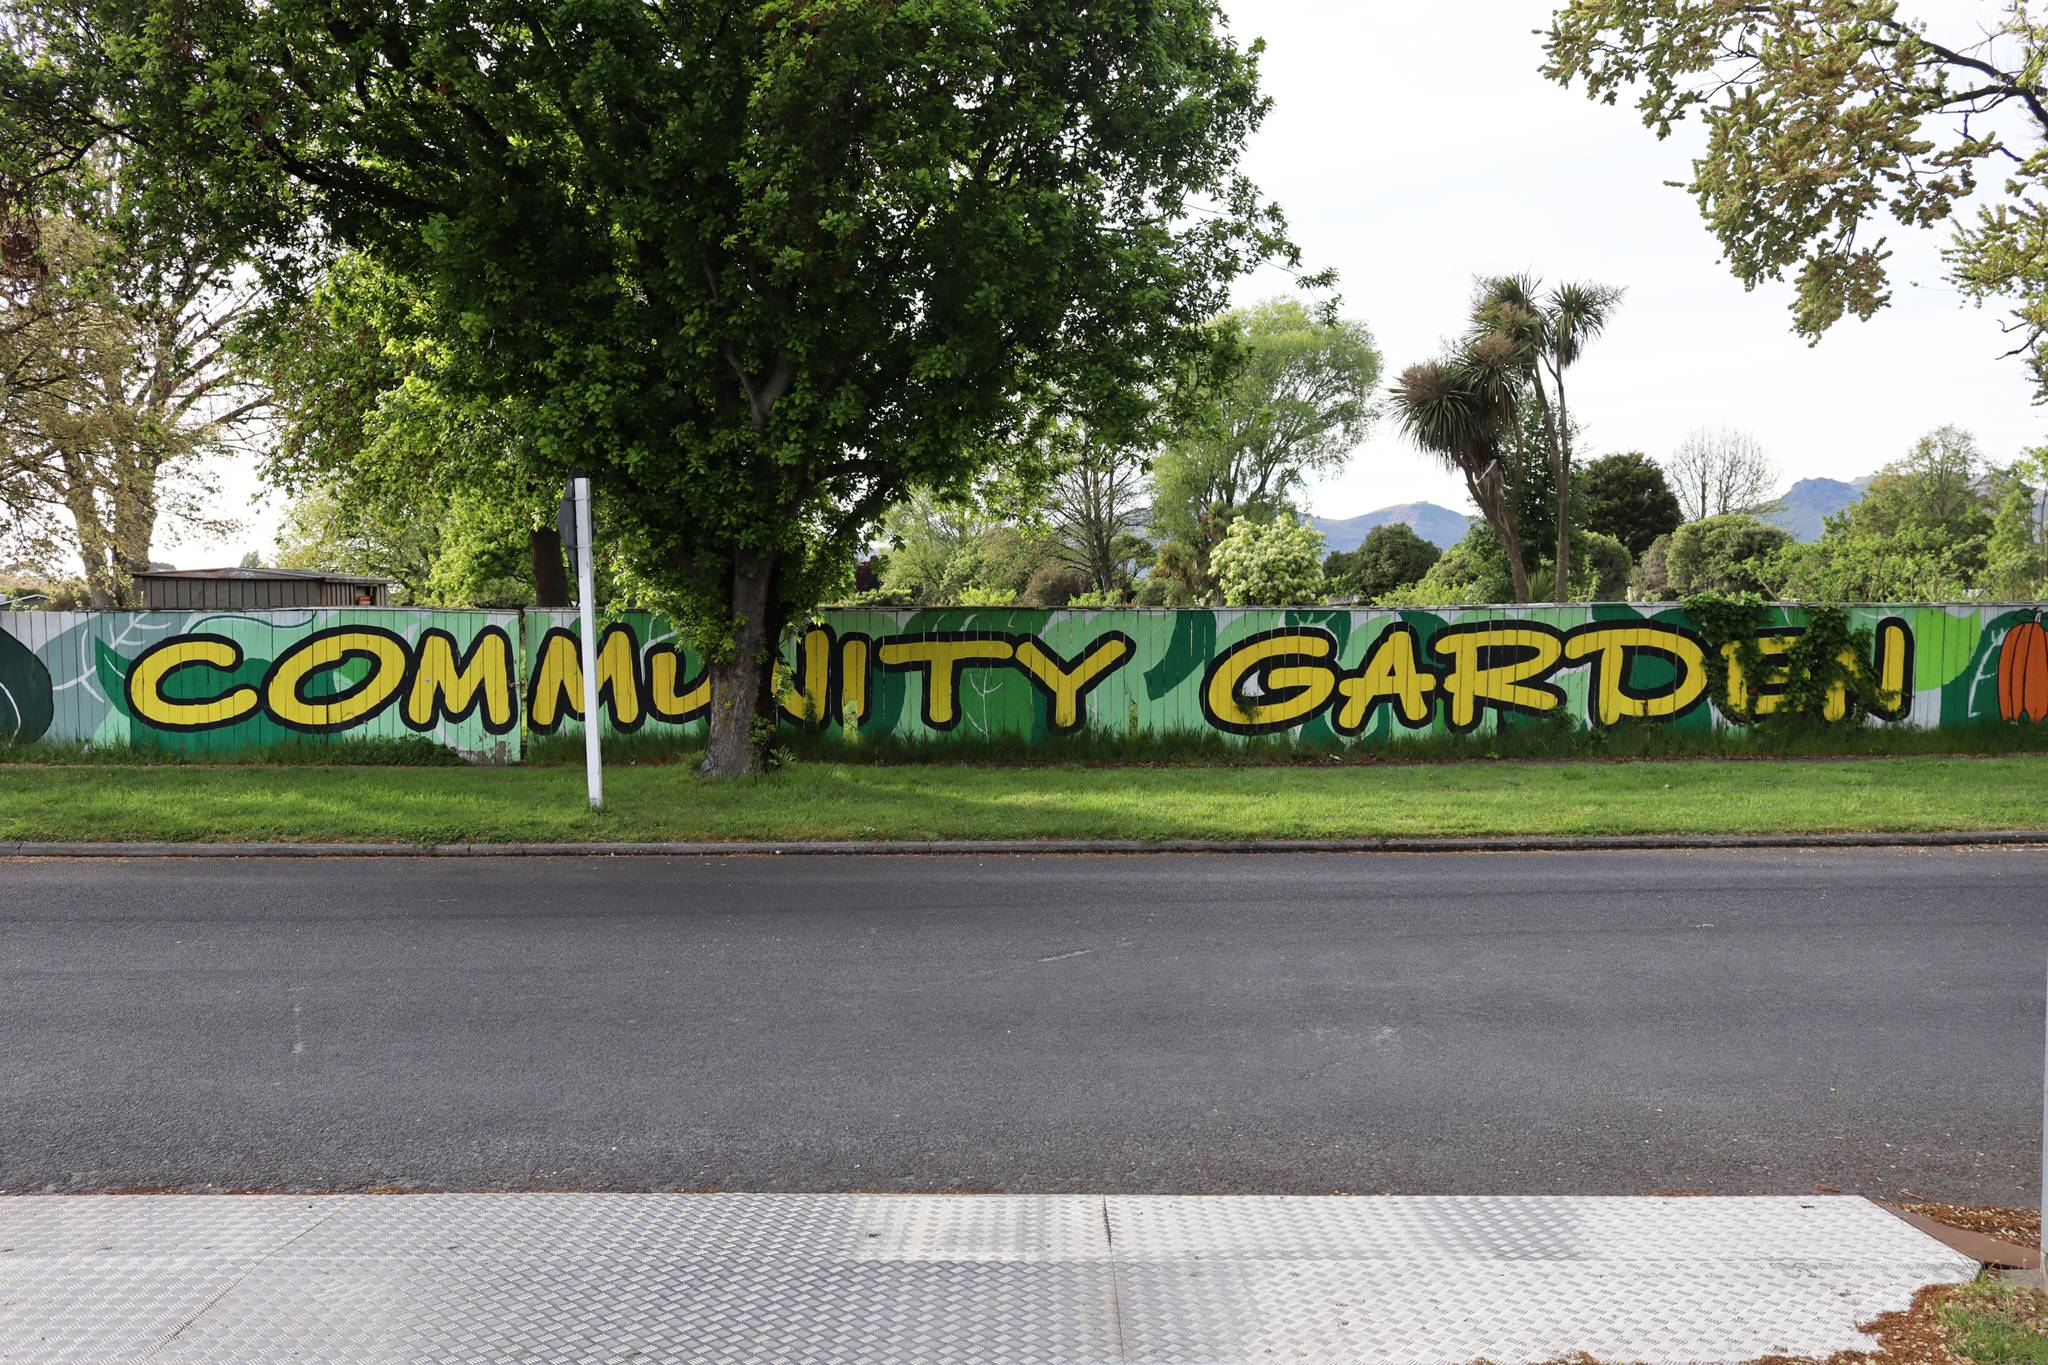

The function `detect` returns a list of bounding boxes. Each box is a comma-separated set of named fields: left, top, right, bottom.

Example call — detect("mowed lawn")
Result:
left=0, top=755, right=2045, bottom=843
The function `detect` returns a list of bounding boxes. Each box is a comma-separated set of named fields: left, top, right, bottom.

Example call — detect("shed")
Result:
left=133, top=568, right=395, bottom=611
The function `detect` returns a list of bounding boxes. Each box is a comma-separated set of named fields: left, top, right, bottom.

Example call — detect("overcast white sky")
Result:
left=1226, top=0, right=2045, bottom=521
left=168, top=0, right=2045, bottom=564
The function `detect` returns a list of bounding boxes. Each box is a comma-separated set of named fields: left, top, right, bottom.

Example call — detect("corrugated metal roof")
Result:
left=133, top=568, right=396, bottom=586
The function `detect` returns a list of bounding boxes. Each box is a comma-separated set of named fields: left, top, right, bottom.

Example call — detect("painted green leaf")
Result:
left=95, top=639, right=134, bottom=718
left=0, top=628, right=55, bottom=743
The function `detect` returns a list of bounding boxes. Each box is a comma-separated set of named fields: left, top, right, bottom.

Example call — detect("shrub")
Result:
left=1665, top=514, right=1792, bottom=595
left=1211, top=517, right=1326, bottom=605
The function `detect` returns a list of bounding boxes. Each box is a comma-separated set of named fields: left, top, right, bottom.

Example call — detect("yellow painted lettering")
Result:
left=1431, top=627, right=1565, bottom=731
left=876, top=637, right=1015, bottom=729
left=779, top=626, right=833, bottom=724
left=1562, top=625, right=1706, bottom=725
left=265, top=628, right=410, bottom=732
left=647, top=647, right=709, bottom=723
left=1333, top=625, right=1436, bottom=732
left=405, top=629, right=515, bottom=733
left=527, top=625, right=643, bottom=731
left=1013, top=633, right=1133, bottom=732
left=1202, top=632, right=1336, bottom=734
left=1721, top=633, right=1797, bottom=717
left=124, top=635, right=258, bottom=731
left=839, top=636, right=870, bottom=727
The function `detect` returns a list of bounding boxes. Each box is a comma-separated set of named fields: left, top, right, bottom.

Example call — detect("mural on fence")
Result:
left=0, top=610, right=524, bottom=760
left=3, top=603, right=2044, bottom=757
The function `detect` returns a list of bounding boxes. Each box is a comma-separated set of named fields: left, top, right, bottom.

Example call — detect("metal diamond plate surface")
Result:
left=0, top=1194, right=1979, bottom=1364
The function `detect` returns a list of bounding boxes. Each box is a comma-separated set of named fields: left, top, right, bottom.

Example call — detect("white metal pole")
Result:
left=573, top=477, right=603, bottom=810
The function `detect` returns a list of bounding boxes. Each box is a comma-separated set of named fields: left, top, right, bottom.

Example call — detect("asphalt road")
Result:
left=1, top=849, right=2042, bottom=1203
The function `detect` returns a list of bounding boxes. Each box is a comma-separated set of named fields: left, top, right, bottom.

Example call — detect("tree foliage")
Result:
left=1664, top=513, right=1792, bottom=596
left=1545, top=2, right=2048, bottom=396
left=1579, top=450, right=1682, bottom=557
left=5, top=0, right=1302, bottom=772
left=1210, top=515, right=1325, bottom=606
left=1324, top=523, right=1441, bottom=601
left=1392, top=335, right=1532, bottom=603
left=257, top=253, right=556, bottom=605
left=1147, top=297, right=1379, bottom=574
left=1764, top=425, right=2004, bottom=600
left=1, top=183, right=262, bottom=603
left=1469, top=274, right=1623, bottom=601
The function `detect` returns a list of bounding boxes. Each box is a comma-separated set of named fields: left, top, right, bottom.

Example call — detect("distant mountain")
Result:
left=1311, top=502, right=1473, bottom=552
left=1763, top=475, right=1872, bottom=542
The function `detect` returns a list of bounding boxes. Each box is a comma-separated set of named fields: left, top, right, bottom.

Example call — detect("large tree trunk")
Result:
left=1525, top=381, right=1569, bottom=604
left=1468, top=465, right=1530, bottom=604
left=1553, top=469, right=1571, bottom=603
left=701, top=551, right=782, bottom=778
left=529, top=527, right=570, bottom=608
left=63, top=479, right=119, bottom=609
left=110, top=458, right=157, bottom=608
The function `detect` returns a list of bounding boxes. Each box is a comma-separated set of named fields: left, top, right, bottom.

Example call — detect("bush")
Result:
left=1325, top=523, right=1441, bottom=600
left=1571, top=530, right=1633, bottom=601
left=1020, top=562, right=1093, bottom=607
left=1632, top=532, right=1673, bottom=599
left=833, top=586, right=916, bottom=608
left=1211, top=517, right=1326, bottom=605
left=1665, top=514, right=1792, bottom=595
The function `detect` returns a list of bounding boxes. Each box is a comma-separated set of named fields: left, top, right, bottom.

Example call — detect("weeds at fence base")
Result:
left=11, top=717, right=2048, bottom=771
left=0, top=736, right=469, bottom=767
left=518, top=717, right=2048, bottom=770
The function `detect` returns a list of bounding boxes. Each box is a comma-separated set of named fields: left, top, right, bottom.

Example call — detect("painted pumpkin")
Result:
left=1998, top=620, right=2048, bottom=723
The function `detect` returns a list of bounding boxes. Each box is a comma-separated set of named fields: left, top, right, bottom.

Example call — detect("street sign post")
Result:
left=560, top=475, right=603, bottom=811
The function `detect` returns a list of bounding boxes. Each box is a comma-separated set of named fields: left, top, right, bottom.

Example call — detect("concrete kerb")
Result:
left=5, top=830, right=2048, bottom=858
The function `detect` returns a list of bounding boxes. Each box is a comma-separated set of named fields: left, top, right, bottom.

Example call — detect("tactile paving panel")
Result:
left=0, top=1194, right=1978, bottom=1364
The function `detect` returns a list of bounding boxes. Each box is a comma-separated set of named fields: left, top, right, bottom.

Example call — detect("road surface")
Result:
left=0, top=849, right=2041, bottom=1202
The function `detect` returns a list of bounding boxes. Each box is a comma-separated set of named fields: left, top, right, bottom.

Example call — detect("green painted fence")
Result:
left=4, top=603, right=2045, bottom=758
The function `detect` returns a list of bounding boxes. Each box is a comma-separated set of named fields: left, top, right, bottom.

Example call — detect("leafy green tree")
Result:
left=260, top=258, right=573, bottom=609
left=1138, top=541, right=1207, bottom=606
left=1, top=192, right=262, bottom=606
left=1148, top=297, right=1380, bottom=584
left=1765, top=425, right=2000, bottom=600
left=877, top=490, right=1067, bottom=606
left=1845, top=425, right=1994, bottom=547
left=1210, top=516, right=1326, bottom=606
left=7, top=0, right=1301, bottom=773
left=1664, top=514, right=1792, bottom=596
left=1766, top=524, right=1983, bottom=601
left=1632, top=532, right=1673, bottom=600
left=1391, top=332, right=1532, bottom=602
left=1983, top=454, right=2048, bottom=597
left=273, top=479, right=538, bottom=607
left=1470, top=275, right=1624, bottom=601
left=273, top=482, right=437, bottom=603
left=1545, top=3, right=2048, bottom=397
left=258, top=254, right=557, bottom=606
left=1571, top=530, right=1634, bottom=601
left=1375, top=524, right=1510, bottom=606
left=1579, top=451, right=1682, bottom=558
left=1324, top=523, right=1441, bottom=600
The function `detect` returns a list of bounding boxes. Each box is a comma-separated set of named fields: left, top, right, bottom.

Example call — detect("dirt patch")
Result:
left=1898, top=1202, right=2042, bottom=1252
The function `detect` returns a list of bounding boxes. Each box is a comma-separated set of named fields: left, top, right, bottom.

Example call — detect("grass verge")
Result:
left=1, top=754, right=2045, bottom=844
left=1932, top=1278, right=2048, bottom=1364
left=523, top=719, right=2048, bottom=768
